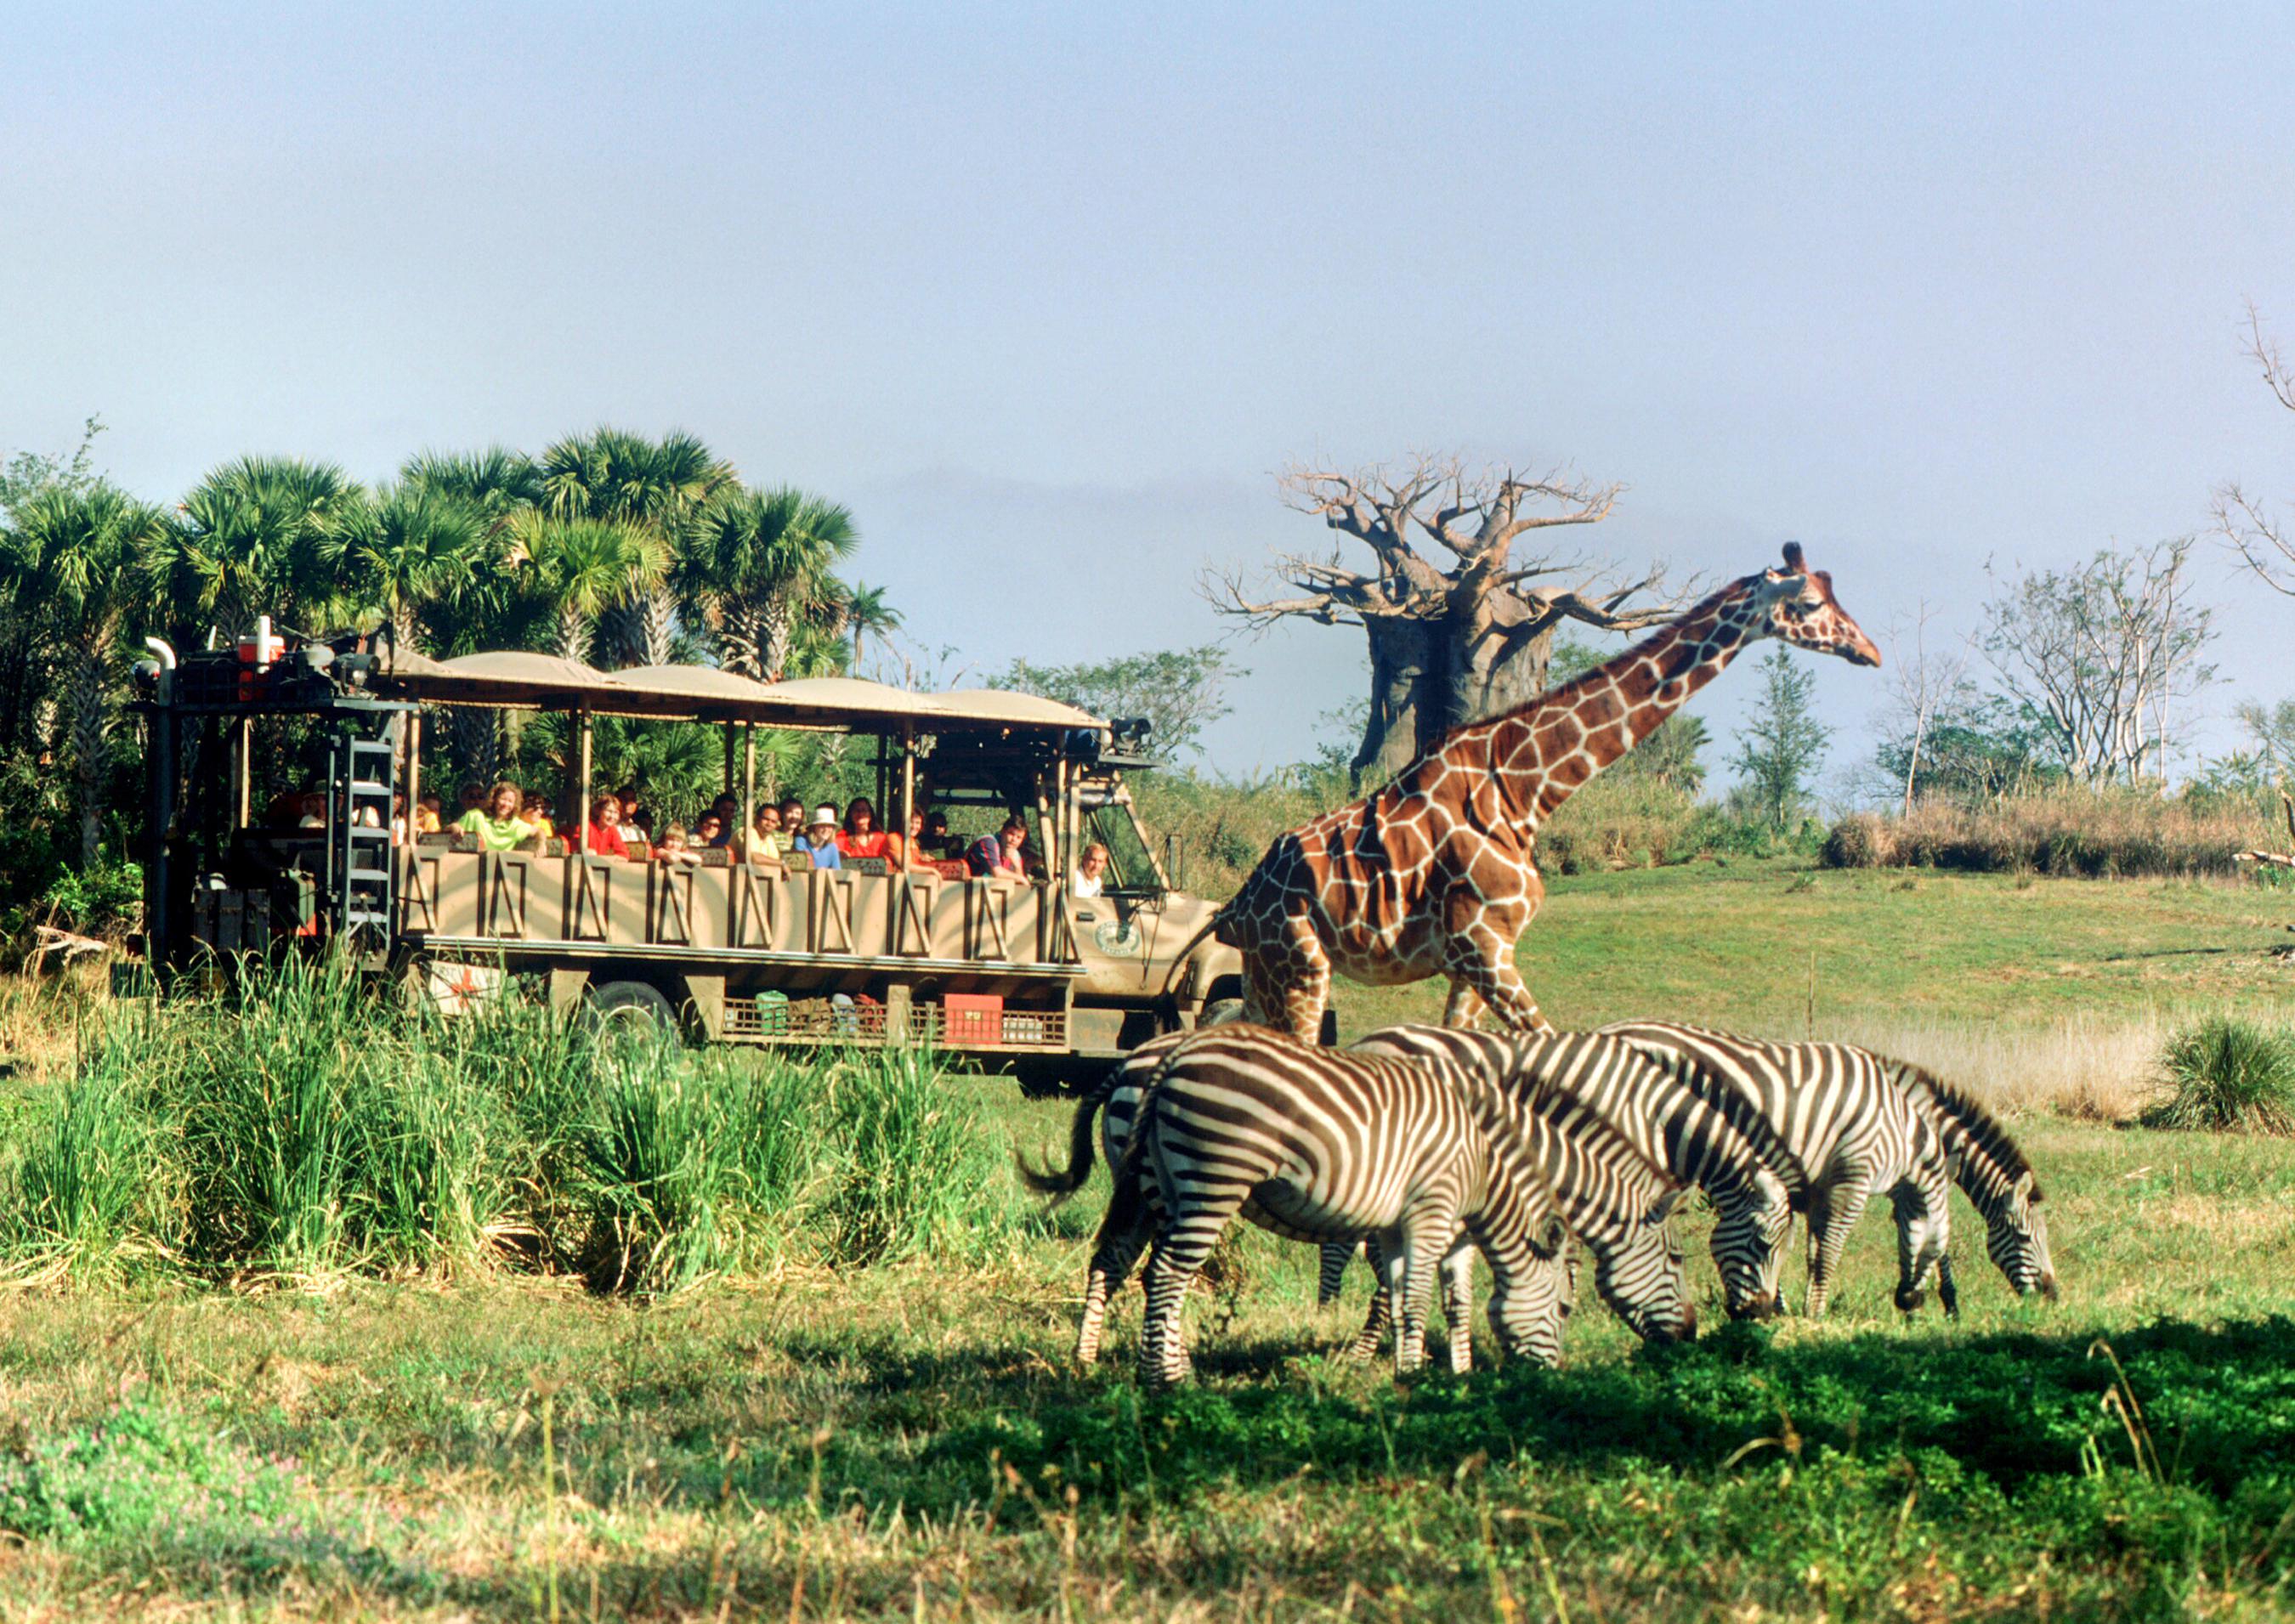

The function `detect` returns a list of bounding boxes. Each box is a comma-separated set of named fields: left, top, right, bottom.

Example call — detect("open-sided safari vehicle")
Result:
left=131, top=625, right=1242, bottom=1091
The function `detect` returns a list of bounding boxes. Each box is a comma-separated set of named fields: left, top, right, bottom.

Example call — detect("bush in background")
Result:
left=2143, top=1017, right=2295, bottom=1135
left=1821, top=787, right=2282, bottom=879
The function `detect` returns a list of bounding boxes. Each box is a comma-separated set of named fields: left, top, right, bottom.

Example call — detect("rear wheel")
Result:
left=584, top=980, right=679, bottom=1041
left=1199, top=998, right=1247, bottom=1029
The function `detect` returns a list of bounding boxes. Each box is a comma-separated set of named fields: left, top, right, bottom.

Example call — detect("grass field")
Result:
left=0, top=864, right=2290, bottom=1620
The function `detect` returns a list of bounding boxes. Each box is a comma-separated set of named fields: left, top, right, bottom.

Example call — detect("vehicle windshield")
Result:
left=1083, top=801, right=1161, bottom=893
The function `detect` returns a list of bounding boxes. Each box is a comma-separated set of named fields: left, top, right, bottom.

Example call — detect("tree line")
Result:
left=0, top=422, right=896, bottom=879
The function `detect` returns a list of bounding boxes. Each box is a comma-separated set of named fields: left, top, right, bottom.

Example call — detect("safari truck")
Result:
left=130, top=625, right=1244, bottom=1090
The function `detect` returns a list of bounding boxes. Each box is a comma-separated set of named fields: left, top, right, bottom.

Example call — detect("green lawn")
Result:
left=1334, top=859, right=2295, bottom=1036
left=0, top=867, right=2291, bottom=1619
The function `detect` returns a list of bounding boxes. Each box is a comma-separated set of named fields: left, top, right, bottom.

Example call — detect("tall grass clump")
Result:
left=575, top=1038, right=763, bottom=1293
left=8, top=1012, right=182, bottom=1278
left=2142, top=1016, right=2295, bottom=1135
left=814, top=1045, right=1013, bottom=1265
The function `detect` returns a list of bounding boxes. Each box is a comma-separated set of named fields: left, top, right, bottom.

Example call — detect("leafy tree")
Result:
left=992, top=645, right=1239, bottom=759
left=162, top=456, right=368, bottom=641
left=2236, top=699, right=2295, bottom=783
left=1, top=483, right=173, bottom=867
left=842, top=581, right=902, bottom=674
left=1873, top=685, right=2056, bottom=803
left=1731, top=647, right=1828, bottom=829
left=329, top=483, right=494, bottom=653
left=0, top=415, right=105, bottom=522
left=686, top=488, right=858, bottom=680
left=539, top=428, right=734, bottom=668
left=0, top=416, right=108, bottom=767
left=510, top=515, right=666, bottom=665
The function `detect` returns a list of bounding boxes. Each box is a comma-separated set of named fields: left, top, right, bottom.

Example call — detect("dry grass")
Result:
left=1830, top=1011, right=2171, bottom=1123
left=1823, top=788, right=2286, bottom=879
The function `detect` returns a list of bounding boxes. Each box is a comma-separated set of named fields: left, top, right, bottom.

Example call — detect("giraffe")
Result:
left=1193, top=544, right=1880, bottom=1041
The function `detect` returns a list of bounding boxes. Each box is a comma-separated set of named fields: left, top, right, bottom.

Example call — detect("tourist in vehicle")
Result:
left=705, top=794, right=739, bottom=847
left=921, top=809, right=952, bottom=857
left=694, top=810, right=726, bottom=850
left=524, top=797, right=557, bottom=846
left=1072, top=841, right=1111, bottom=897
left=901, top=808, right=938, bottom=870
left=967, top=816, right=1028, bottom=878
left=456, top=782, right=537, bottom=851
left=779, top=797, right=806, bottom=840
left=654, top=823, right=701, bottom=866
left=584, top=794, right=631, bottom=859
left=456, top=782, right=486, bottom=817
left=414, top=794, right=443, bottom=835
left=615, top=784, right=640, bottom=823
left=838, top=797, right=890, bottom=861
left=795, top=805, right=843, bottom=869
left=296, top=790, right=328, bottom=829
left=738, top=803, right=786, bottom=863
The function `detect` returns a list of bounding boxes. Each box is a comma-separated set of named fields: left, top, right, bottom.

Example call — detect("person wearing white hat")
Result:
left=794, top=803, right=844, bottom=869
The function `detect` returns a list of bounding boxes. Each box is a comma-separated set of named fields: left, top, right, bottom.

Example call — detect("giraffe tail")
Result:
left=1156, top=908, right=1232, bottom=999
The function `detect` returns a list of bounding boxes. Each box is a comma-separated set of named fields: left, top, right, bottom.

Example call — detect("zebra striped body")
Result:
left=1882, top=1057, right=2058, bottom=1307
left=1346, top=1025, right=1798, bottom=1321
left=1598, top=1021, right=1952, bottom=1316
left=1087, top=1024, right=1585, bottom=1387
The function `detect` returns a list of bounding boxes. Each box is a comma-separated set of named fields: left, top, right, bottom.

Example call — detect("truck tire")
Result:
left=584, top=980, right=679, bottom=1041
left=1199, top=998, right=1247, bottom=1029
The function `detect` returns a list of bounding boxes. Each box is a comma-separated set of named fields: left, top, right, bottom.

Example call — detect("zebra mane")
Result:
left=1888, top=1058, right=2043, bottom=1201
left=1515, top=1053, right=1686, bottom=1210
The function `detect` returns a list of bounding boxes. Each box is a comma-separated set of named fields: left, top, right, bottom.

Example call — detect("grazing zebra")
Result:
left=1035, top=1025, right=1701, bottom=1385
left=1881, top=1056, right=2059, bottom=1308
left=1073, top=1024, right=1590, bottom=1387
left=1343, top=1025, right=1799, bottom=1325
left=1598, top=1021, right=1952, bottom=1316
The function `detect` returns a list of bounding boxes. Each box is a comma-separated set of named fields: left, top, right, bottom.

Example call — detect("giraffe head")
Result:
left=1742, top=542, right=1881, bottom=667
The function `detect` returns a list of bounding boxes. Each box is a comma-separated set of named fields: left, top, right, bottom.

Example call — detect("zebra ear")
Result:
left=1540, top=1216, right=1568, bottom=1255
left=1646, top=1185, right=1689, bottom=1225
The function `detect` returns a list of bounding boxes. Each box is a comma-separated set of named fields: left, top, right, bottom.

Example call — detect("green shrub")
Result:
left=10, top=1031, right=180, bottom=1276
left=2144, top=1017, right=2295, bottom=1135
left=575, top=1038, right=754, bottom=1293
left=0, top=1400, right=302, bottom=1547
left=1820, top=812, right=1893, bottom=869
left=814, top=1045, right=1012, bottom=1266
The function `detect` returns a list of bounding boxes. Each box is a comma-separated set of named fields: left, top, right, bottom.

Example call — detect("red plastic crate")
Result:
left=942, top=993, right=1004, bottom=1049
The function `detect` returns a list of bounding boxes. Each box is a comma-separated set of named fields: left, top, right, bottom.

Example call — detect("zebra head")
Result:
left=1590, top=1184, right=1699, bottom=1344
left=1485, top=1212, right=1573, bottom=1367
left=1987, top=1174, right=2058, bottom=1299
left=1710, top=1171, right=1794, bottom=1320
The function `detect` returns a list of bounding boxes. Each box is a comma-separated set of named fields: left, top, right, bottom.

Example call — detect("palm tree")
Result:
left=687, top=488, right=858, bottom=680
left=162, top=456, right=367, bottom=642
left=400, top=446, right=543, bottom=535
left=2, top=483, right=173, bottom=867
left=539, top=428, right=734, bottom=668
left=842, top=581, right=902, bottom=676
left=329, top=484, right=494, bottom=654
left=512, top=515, right=666, bottom=665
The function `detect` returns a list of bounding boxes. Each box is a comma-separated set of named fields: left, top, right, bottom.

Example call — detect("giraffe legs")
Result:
left=1441, top=930, right=1553, bottom=1034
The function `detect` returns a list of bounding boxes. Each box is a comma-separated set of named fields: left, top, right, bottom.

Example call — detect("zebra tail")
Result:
left=1016, top=1094, right=1106, bottom=1204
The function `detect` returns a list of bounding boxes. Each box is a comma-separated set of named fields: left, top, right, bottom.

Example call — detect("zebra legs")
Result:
left=1078, top=1161, right=1155, bottom=1367
left=1351, top=1235, right=1478, bottom=1373
left=1137, top=1182, right=1251, bottom=1391
left=1317, top=1241, right=1358, bottom=1307
left=1890, top=1166, right=1953, bottom=1314
left=1803, top=1177, right=1873, bottom=1317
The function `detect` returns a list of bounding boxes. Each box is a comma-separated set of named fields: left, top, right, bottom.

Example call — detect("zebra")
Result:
left=1033, top=1024, right=1699, bottom=1385
left=1067, top=1023, right=1590, bottom=1386
left=1880, top=1055, right=2059, bottom=1309
left=1597, top=1021, right=1953, bottom=1317
left=1340, top=1025, right=1799, bottom=1331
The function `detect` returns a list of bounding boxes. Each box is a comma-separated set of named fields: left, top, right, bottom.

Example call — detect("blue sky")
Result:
left=5, top=3, right=2293, bottom=784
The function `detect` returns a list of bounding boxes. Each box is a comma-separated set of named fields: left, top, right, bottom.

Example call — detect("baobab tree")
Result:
left=1204, top=456, right=1679, bottom=784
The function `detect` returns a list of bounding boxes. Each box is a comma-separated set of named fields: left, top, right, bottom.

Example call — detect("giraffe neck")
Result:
left=1465, top=577, right=1765, bottom=829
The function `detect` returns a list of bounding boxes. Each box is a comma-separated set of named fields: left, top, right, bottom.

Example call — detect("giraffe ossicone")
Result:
left=1206, top=544, right=1880, bottom=1041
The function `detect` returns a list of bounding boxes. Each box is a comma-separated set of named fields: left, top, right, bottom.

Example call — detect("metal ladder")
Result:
left=329, top=733, right=397, bottom=948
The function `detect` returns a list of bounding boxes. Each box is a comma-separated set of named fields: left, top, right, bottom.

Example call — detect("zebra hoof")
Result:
left=1727, top=1293, right=1781, bottom=1322
left=1894, top=1284, right=1925, bottom=1313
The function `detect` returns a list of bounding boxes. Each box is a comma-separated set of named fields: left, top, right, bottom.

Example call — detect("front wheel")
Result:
left=583, top=979, right=680, bottom=1042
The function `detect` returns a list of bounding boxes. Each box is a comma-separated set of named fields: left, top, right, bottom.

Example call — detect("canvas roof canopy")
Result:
left=373, top=651, right=1103, bottom=733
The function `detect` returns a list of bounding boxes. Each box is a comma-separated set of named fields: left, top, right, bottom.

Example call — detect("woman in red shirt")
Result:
left=837, top=796, right=892, bottom=861
left=584, top=794, right=632, bottom=859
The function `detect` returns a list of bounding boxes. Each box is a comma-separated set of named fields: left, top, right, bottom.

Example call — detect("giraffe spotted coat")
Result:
left=1213, top=546, right=1882, bottom=1040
